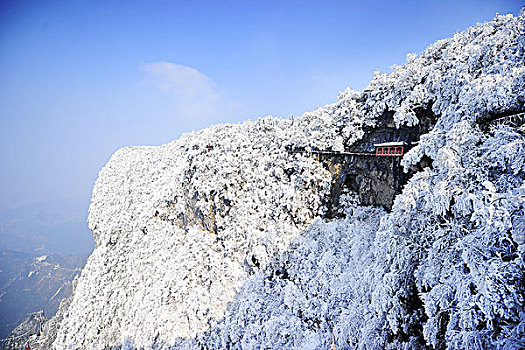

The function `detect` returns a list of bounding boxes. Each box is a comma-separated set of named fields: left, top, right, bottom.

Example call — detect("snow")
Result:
left=45, top=10, right=525, bottom=350
left=49, top=285, right=64, bottom=302
left=168, top=207, right=384, bottom=350
left=51, top=118, right=338, bottom=349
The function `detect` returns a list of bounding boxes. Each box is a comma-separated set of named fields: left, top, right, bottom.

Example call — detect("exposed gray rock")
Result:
left=323, top=105, right=437, bottom=215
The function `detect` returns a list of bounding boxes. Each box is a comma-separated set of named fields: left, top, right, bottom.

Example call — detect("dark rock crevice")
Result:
left=322, top=104, right=438, bottom=216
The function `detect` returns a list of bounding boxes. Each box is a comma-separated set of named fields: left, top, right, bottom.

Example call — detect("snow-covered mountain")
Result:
left=0, top=251, right=85, bottom=342
left=33, top=11, right=524, bottom=350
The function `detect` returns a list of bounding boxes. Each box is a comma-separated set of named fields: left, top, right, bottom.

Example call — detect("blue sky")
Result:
left=1, top=0, right=523, bottom=212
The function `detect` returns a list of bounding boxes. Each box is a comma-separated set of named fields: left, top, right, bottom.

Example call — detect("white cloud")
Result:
left=140, top=62, right=233, bottom=118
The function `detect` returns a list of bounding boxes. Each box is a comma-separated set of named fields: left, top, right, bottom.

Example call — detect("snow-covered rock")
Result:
left=51, top=119, right=343, bottom=349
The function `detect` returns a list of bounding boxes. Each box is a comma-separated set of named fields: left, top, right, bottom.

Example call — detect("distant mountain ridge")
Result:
left=31, top=11, right=525, bottom=349
left=0, top=250, right=85, bottom=344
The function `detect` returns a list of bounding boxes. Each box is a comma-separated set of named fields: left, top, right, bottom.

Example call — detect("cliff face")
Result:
left=36, top=11, right=525, bottom=350
left=321, top=104, right=437, bottom=214
left=50, top=120, right=339, bottom=349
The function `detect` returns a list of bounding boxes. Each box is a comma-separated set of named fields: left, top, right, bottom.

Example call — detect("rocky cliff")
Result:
left=34, top=11, right=524, bottom=350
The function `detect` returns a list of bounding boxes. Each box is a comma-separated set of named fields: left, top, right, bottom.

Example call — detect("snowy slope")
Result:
left=51, top=119, right=344, bottom=349
left=42, top=11, right=524, bottom=350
